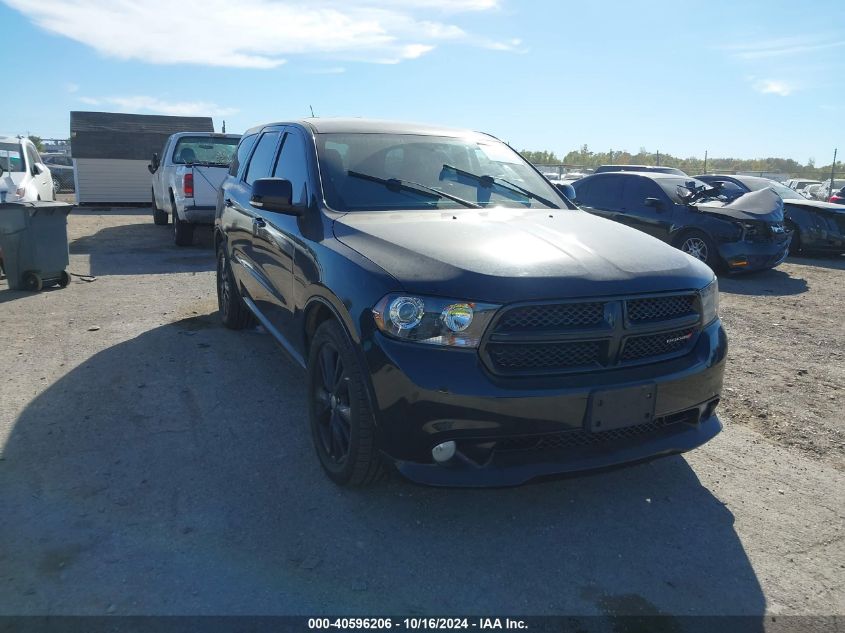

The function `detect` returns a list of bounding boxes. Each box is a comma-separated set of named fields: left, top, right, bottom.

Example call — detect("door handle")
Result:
left=225, top=198, right=234, bottom=207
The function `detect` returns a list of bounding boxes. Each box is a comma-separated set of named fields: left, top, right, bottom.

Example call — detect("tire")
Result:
left=307, top=320, right=384, bottom=487
left=787, top=222, right=801, bottom=255
left=152, top=189, right=169, bottom=225
left=675, top=230, right=720, bottom=270
left=58, top=271, right=71, bottom=288
left=172, top=202, right=194, bottom=246
left=216, top=246, right=256, bottom=330
left=23, top=271, right=42, bottom=292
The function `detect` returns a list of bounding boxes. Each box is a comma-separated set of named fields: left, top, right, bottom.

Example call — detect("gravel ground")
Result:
left=0, top=210, right=842, bottom=620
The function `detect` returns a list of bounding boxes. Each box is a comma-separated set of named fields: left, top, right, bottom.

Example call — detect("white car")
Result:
left=149, top=132, right=240, bottom=246
left=0, top=136, right=54, bottom=203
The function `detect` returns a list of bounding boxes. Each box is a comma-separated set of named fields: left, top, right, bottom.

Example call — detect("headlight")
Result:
left=373, top=294, right=500, bottom=348
left=699, top=279, right=719, bottom=326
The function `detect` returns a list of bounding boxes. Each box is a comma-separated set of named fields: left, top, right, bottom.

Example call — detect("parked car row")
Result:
left=694, top=175, right=845, bottom=254
left=570, top=172, right=791, bottom=272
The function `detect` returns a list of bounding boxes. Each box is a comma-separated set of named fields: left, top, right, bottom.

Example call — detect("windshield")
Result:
left=172, top=136, right=239, bottom=166
left=0, top=142, right=25, bottom=174
left=315, top=133, right=563, bottom=211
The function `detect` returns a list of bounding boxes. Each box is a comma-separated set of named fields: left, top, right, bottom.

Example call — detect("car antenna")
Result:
left=309, top=105, right=316, bottom=118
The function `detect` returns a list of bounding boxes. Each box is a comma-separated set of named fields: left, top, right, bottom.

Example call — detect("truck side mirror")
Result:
left=148, top=153, right=160, bottom=174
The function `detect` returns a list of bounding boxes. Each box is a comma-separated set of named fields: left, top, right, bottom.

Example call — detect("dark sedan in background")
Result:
left=695, top=174, right=845, bottom=254
left=572, top=172, right=791, bottom=272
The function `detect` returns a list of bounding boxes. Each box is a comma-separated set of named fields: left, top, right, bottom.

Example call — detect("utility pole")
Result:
left=703, top=150, right=708, bottom=174
left=222, top=120, right=226, bottom=133
left=609, top=149, right=613, bottom=164
left=830, top=149, right=838, bottom=200
left=656, top=150, right=660, bottom=166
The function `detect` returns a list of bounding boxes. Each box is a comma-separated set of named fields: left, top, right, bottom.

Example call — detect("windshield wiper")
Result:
left=441, top=164, right=560, bottom=209
left=347, top=170, right=481, bottom=209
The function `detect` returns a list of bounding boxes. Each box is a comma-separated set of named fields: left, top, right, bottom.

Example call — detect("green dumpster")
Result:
left=0, top=201, right=73, bottom=291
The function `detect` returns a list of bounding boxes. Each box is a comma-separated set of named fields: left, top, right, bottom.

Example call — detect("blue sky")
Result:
left=2, top=0, right=843, bottom=163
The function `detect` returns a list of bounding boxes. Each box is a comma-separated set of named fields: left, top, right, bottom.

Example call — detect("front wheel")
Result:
left=307, top=320, right=384, bottom=486
left=676, top=230, right=720, bottom=270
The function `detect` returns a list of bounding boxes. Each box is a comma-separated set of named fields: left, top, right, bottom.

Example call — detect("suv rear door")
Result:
left=249, top=127, right=313, bottom=340
left=223, top=128, right=282, bottom=304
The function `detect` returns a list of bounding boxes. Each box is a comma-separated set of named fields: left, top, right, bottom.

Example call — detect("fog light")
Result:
left=432, top=441, right=457, bottom=463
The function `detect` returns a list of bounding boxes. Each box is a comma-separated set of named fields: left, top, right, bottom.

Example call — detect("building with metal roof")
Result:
left=70, top=111, right=214, bottom=204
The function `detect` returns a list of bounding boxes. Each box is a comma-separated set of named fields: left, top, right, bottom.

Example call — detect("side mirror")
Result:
left=250, top=178, right=302, bottom=215
left=555, top=183, right=576, bottom=201
left=31, top=164, right=43, bottom=176
left=148, top=153, right=160, bottom=174
left=644, top=197, right=665, bottom=210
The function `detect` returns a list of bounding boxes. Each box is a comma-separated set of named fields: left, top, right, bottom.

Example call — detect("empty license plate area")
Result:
left=588, top=384, right=656, bottom=432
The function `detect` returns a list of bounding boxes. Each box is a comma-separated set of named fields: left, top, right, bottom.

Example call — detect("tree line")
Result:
left=520, top=145, right=842, bottom=178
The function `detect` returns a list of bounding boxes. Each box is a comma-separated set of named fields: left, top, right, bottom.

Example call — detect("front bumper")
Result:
left=364, top=319, right=727, bottom=487
left=717, top=236, right=791, bottom=272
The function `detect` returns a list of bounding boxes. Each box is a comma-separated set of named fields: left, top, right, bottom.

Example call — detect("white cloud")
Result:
left=4, top=0, right=515, bottom=68
left=78, top=95, right=238, bottom=117
left=65, top=82, right=79, bottom=93
left=722, top=35, right=845, bottom=60
left=752, top=79, right=795, bottom=97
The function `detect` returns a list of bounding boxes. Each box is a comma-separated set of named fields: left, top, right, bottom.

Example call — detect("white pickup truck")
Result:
left=148, top=132, right=241, bottom=246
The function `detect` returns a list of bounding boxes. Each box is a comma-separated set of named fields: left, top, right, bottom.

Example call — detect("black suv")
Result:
left=215, top=119, right=726, bottom=487
left=573, top=172, right=791, bottom=272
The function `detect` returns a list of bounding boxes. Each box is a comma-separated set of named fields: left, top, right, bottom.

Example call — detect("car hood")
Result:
left=783, top=199, right=845, bottom=215
left=696, top=188, right=784, bottom=222
left=333, top=207, right=713, bottom=303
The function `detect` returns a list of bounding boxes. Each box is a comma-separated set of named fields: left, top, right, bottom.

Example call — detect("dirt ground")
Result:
left=0, top=209, right=843, bottom=619
left=718, top=256, right=845, bottom=470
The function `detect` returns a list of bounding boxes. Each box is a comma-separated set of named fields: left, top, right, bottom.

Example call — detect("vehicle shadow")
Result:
left=718, top=268, right=808, bottom=296
left=69, top=221, right=214, bottom=277
left=787, top=252, right=845, bottom=270
left=0, top=314, right=765, bottom=623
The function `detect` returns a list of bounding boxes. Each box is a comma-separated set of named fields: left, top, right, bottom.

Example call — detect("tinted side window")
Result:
left=272, top=132, right=309, bottom=206
left=584, top=175, right=624, bottom=208
left=230, top=134, right=258, bottom=177
left=572, top=178, right=592, bottom=201
left=623, top=177, right=665, bottom=209
left=244, top=132, right=281, bottom=185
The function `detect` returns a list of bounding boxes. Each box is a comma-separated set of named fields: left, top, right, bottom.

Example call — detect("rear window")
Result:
left=172, top=136, right=239, bottom=166
left=0, top=142, right=25, bottom=173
